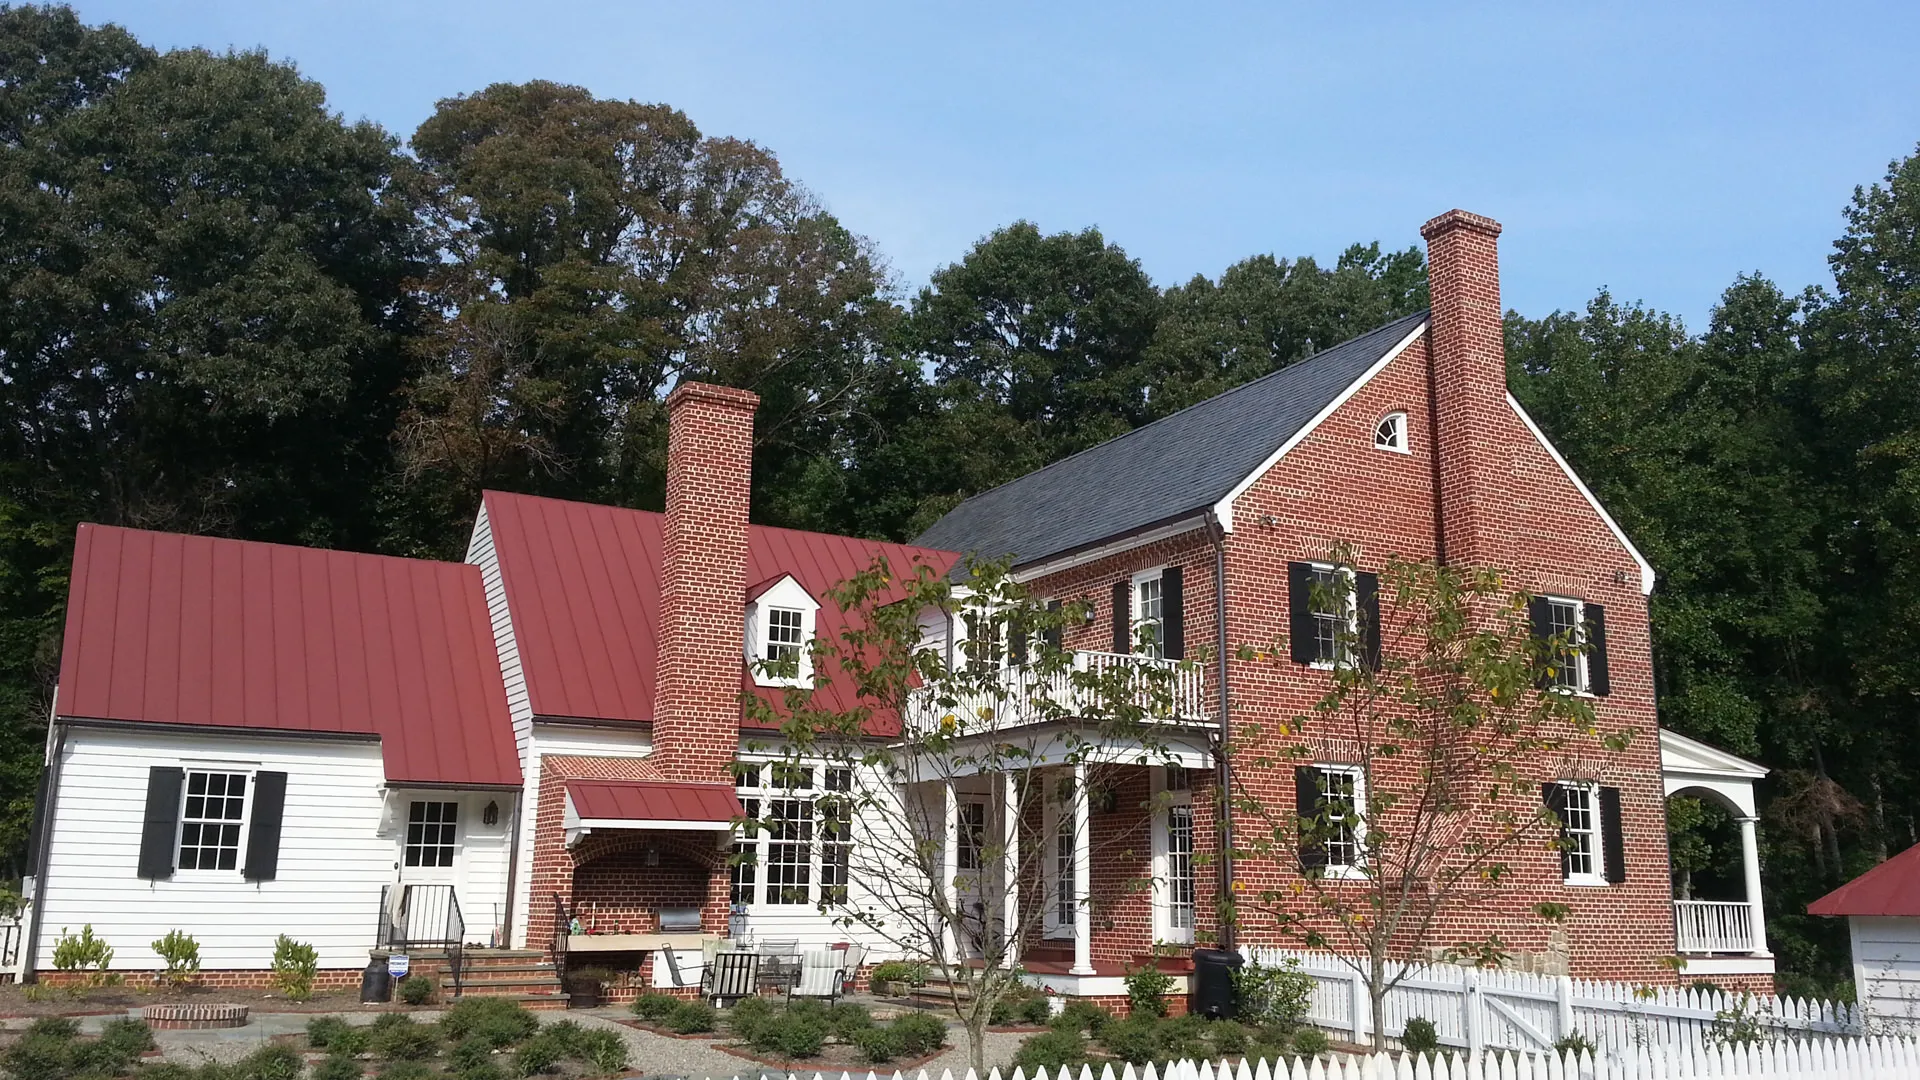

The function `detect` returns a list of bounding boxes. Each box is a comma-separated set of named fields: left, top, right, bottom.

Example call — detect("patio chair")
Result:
left=657, top=945, right=706, bottom=990
left=702, top=950, right=761, bottom=1006
left=756, top=938, right=800, bottom=992
left=788, top=950, right=846, bottom=1003
left=837, top=944, right=868, bottom=983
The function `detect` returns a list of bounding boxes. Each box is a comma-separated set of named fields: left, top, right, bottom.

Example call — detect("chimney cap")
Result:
left=1420, top=209, right=1503, bottom=241
left=665, top=380, right=760, bottom=413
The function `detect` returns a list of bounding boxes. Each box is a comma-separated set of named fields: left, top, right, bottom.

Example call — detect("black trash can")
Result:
left=1190, top=947, right=1243, bottom=1019
left=360, top=956, right=393, bottom=1004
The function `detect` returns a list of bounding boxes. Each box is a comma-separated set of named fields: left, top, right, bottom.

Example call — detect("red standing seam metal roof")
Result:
left=481, top=490, right=959, bottom=735
left=1808, top=841, right=1920, bottom=917
left=57, top=524, right=521, bottom=788
left=566, top=780, right=744, bottom=824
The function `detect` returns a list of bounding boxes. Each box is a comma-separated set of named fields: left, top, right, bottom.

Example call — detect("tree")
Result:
left=744, top=558, right=1190, bottom=1074
left=1231, top=550, right=1628, bottom=1050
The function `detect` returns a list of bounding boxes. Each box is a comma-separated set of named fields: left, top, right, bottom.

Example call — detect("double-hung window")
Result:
left=1298, top=764, right=1366, bottom=878
left=1157, top=764, right=1196, bottom=941
left=1547, top=780, right=1624, bottom=886
left=765, top=608, right=805, bottom=666
left=733, top=762, right=856, bottom=907
left=1545, top=597, right=1585, bottom=693
left=819, top=766, right=853, bottom=904
left=731, top=766, right=761, bottom=906
left=1309, top=565, right=1356, bottom=668
left=1134, top=573, right=1165, bottom=658
left=405, top=801, right=458, bottom=868
left=956, top=800, right=986, bottom=872
left=178, top=770, right=249, bottom=871
left=764, top=796, right=813, bottom=904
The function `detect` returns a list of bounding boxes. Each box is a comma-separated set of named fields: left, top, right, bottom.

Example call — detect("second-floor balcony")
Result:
left=905, top=650, right=1207, bottom=737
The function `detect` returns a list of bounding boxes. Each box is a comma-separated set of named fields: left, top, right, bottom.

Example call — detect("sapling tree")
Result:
left=1232, top=547, right=1630, bottom=1050
left=742, top=556, right=1192, bottom=1074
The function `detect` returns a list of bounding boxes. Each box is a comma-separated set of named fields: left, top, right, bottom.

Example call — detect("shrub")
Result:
left=1098, top=1016, right=1163, bottom=1065
left=868, top=960, right=927, bottom=987
left=306, top=1016, right=354, bottom=1051
left=234, top=1043, right=305, bottom=1080
left=457, top=1064, right=504, bottom=1080
left=765, top=1014, right=828, bottom=1058
left=151, top=931, right=201, bottom=987
left=1291, top=1027, right=1330, bottom=1057
left=1049, top=1000, right=1111, bottom=1036
left=1400, top=1017, right=1439, bottom=1054
left=825, top=1002, right=873, bottom=1040
left=69, top=1035, right=141, bottom=1077
left=1553, top=1031, right=1597, bottom=1057
left=370, top=1017, right=441, bottom=1062
left=535, top=1021, right=584, bottom=1058
left=269, top=935, right=318, bottom=1001
left=510, top=1037, right=561, bottom=1078
left=377, top=1063, right=432, bottom=1080
left=28, top=1018, right=80, bottom=1042
left=666, top=1000, right=717, bottom=1035
left=888, top=1011, right=948, bottom=1056
left=723, top=994, right=774, bottom=1040
left=397, top=975, right=434, bottom=1006
left=1011, top=1029, right=1089, bottom=1072
left=1209, top=1019, right=1249, bottom=1056
left=1232, top=958, right=1315, bottom=1028
left=369, top=1013, right=414, bottom=1035
left=852, top=1025, right=905, bottom=1064
left=441, top=998, right=539, bottom=1048
left=630, top=993, right=681, bottom=1022
left=1021, top=995, right=1054, bottom=1025
left=1155, top=1014, right=1210, bottom=1062
left=572, top=1028, right=628, bottom=1074
left=51, top=925, right=114, bottom=984
left=98, top=1018, right=156, bottom=1061
left=449, top=1039, right=495, bottom=1072
left=1125, top=965, right=1175, bottom=1018
left=312, top=1055, right=363, bottom=1080
left=3, top=1032, right=72, bottom=1080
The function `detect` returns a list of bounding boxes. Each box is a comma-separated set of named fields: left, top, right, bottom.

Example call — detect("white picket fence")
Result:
left=1245, top=946, right=1856, bottom=1057
left=717, top=1037, right=1920, bottom=1080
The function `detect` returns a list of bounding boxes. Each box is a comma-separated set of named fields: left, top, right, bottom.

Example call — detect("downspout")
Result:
left=23, top=710, right=67, bottom=983
left=1206, top=511, right=1235, bottom=951
left=499, top=792, right=522, bottom=949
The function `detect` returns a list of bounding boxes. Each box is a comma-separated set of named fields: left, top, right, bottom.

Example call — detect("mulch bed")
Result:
left=0, top=984, right=435, bottom=1019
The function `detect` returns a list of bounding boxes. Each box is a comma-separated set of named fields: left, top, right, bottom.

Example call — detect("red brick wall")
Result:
left=38, top=968, right=361, bottom=989
left=653, top=382, right=759, bottom=784
left=1016, top=212, right=1677, bottom=982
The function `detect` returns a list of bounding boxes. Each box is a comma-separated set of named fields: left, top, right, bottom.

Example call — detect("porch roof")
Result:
left=563, top=779, right=744, bottom=832
left=1809, top=841, right=1920, bottom=918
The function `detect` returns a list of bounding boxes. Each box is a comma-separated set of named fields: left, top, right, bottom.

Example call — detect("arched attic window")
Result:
left=1374, top=412, right=1409, bottom=454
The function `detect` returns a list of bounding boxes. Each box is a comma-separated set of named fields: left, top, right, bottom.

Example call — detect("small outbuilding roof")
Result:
left=1809, top=841, right=1920, bottom=918
left=56, top=523, right=521, bottom=788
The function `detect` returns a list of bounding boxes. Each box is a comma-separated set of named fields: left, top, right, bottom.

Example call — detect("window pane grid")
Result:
left=766, top=607, right=804, bottom=664
left=1563, top=785, right=1598, bottom=879
left=765, top=798, right=813, bottom=904
left=404, top=801, right=458, bottom=868
left=1548, top=599, right=1583, bottom=691
left=1168, top=806, right=1195, bottom=931
left=1055, top=825, right=1074, bottom=927
left=178, top=771, right=247, bottom=871
left=731, top=797, right=759, bottom=905
left=1320, top=770, right=1360, bottom=869
left=1310, top=568, right=1351, bottom=665
left=1136, top=577, right=1163, bottom=657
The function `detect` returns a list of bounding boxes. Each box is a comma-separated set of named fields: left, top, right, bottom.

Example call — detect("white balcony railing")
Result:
left=906, top=650, right=1207, bottom=736
left=1674, top=899, right=1759, bottom=954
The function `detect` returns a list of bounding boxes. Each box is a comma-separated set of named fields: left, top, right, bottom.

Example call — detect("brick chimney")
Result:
left=1420, top=209, right=1508, bottom=571
left=652, top=381, right=759, bottom=783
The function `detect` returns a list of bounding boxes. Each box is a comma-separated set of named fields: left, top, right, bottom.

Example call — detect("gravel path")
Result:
left=577, top=1011, right=1032, bottom=1080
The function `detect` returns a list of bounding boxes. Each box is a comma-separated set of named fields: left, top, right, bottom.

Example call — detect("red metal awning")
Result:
left=563, top=780, right=744, bottom=833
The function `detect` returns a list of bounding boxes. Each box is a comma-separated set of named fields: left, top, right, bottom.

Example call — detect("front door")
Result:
left=393, top=797, right=464, bottom=945
left=955, top=798, right=992, bottom=955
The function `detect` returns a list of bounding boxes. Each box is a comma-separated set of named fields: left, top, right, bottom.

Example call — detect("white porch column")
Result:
left=1738, top=815, right=1770, bottom=956
left=1071, top=761, right=1094, bottom=976
left=1003, top=770, right=1021, bottom=964
left=941, top=780, right=961, bottom=961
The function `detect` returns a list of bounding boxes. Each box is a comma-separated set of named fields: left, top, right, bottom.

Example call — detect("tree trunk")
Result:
left=1369, top=954, right=1390, bottom=1052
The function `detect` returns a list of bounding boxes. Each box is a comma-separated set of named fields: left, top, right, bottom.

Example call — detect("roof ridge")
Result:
left=933, top=310, right=1430, bottom=513
left=77, top=521, right=472, bottom=572
left=485, top=488, right=958, bottom=557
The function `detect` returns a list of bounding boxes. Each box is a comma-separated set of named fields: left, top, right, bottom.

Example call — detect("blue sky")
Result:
left=73, top=1, right=1920, bottom=330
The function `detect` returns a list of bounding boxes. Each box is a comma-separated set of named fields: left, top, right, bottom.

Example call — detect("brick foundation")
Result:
left=38, top=968, right=362, bottom=990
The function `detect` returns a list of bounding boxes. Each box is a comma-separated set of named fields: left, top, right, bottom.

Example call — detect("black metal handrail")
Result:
left=376, top=884, right=466, bottom=997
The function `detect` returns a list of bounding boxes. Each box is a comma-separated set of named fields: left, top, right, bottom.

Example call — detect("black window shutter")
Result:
left=1296, top=766, right=1327, bottom=872
left=1599, top=786, right=1626, bottom=884
left=1112, top=579, right=1131, bottom=655
left=1287, top=563, right=1315, bottom=665
left=1585, top=603, right=1611, bottom=696
left=1540, top=783, right=1570, bottom=879
left=243, top=771, right=288, bottom=882
left=1356, top=571, right=1382, bottom=671
left=138, top=767, right=184, bottom=880
left=1042, top=600, right=1063, bottom=652
left=1161, top=566, right=1185, bottom=661
left=1528, top=596, right=1555, bottom=688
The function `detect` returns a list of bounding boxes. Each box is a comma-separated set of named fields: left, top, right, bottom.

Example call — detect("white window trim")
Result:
left=730, top=759, right=855, bottom=910
left=1543, top=595, right=1593, bottom=697
left=1307, top=562, right=1358, bottom=671
left=1558, top=781, right=1609, bottom=887
left=1312, top=763, right=1368, bottom=881
left=1131, top=565, right=1168, bottom=659
left=403, top=799, right=461, bottom=870
left=1041, top=796, right=1074, bottom=940
left=174, top=767, right=255, bottom=878
left=745, top=576, right=820, bottom=688
left=1150, top=766, right=1196, bottom=944
left=1374, top=411, right=1410, bottom=454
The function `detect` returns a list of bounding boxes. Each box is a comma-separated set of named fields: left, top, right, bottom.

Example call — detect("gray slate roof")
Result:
left=914, top=311, right=1429, bottom=568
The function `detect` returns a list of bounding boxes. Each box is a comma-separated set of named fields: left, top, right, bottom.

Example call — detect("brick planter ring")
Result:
left=141, top=1003, right=250, bottom=1029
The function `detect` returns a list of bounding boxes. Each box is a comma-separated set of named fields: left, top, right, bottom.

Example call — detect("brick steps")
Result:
left=397, top=947, right=568, bottom=1004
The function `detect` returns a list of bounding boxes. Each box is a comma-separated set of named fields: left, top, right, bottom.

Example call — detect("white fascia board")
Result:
left=1009, top=514, right=1212, bottom=584
left=1660, top=728, right=1769, bottom=780
left=1211, top=319, right=1429, bottom=533
left=574, top=818, right=735, bottom=832
left=1507, top=393, right=1657, bottom=596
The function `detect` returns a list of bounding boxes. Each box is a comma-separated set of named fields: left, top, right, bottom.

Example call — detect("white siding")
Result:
left=465, top=503, right=535, bottom=765
left=37, top=728, right=390, bottom=972
left=385, top=788, right=518, bottom=949
left=1852, top=916, right=1920, bottom=1032
left=508, top=723, right=653, bottom=948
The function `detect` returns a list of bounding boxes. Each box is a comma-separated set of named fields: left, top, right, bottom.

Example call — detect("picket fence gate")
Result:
left=1244, top=946, right=1858, bottom=1056
left=715, top=1037, right=1920, bottom=1080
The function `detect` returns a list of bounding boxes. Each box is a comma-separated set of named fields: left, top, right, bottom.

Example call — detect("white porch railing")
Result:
left=1673, top=898, right=1760, bottom=954
left=906, top=650, right=1206, bottom=735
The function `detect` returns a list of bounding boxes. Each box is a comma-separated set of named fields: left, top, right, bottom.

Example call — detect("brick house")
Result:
left=19, top=208, right=1772, bottom=1001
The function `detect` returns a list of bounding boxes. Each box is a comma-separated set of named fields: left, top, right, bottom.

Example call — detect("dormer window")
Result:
left=1374, top=412, right=1409, bottom=454
left=745, top=575, right=820, bottom=687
